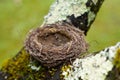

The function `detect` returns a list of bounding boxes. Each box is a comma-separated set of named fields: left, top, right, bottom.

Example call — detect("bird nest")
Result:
left=25, top=22, right=88, bottom=68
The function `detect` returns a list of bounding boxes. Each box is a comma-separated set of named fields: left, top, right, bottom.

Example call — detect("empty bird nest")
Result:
left=25, top=22, right=88, bottom=68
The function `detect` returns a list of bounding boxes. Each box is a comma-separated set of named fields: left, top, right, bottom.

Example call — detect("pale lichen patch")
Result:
left=62, top=42, right=120, bottom=80
left=44, top=0, right=89, bottom=24
left=92, top=0, right=98, bottom=5
left=88, top=11, right=95, bottom=26
left=28, top=64, right=41, bottom=71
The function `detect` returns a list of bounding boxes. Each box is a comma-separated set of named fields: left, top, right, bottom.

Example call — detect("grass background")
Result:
left=0, top=0, right=120, bottom=67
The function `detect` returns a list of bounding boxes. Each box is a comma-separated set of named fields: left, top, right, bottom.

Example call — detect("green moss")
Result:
left=60, top=64, right=71, bottom=79
left=1, top=48, right=62, bottom=80
left=1, top=48, right=30, bottom=79
left=113, top=48, right=120, bottom=70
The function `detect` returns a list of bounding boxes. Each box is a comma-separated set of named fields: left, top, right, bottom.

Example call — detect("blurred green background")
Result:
left=0, top=0, right=120, bottom=67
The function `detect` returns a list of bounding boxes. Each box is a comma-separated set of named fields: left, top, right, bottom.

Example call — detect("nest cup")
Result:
left=25, top=22, right=88, bottom=68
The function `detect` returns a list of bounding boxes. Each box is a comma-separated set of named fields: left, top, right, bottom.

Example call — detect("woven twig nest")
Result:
left=25, top=22, right=88, bottom=68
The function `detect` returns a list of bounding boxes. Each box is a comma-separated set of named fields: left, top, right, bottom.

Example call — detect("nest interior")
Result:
left=38, top=29, right=71, bottom=49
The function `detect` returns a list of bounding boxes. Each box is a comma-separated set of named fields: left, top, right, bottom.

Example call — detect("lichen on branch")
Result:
left=44, top=0, right=104, bottom=34
left=62, top=42, right=120, bottom=80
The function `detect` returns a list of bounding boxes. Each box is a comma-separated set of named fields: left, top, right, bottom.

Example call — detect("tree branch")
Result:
left=44, top=0, right=104, bottom=35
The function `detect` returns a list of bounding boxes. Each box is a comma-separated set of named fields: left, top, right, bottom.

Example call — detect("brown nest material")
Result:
left=25, top=22, right=88, bottom=68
